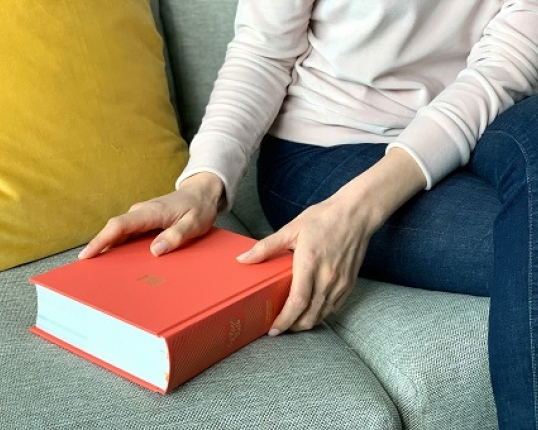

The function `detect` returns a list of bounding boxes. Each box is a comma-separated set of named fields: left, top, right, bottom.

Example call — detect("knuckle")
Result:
left=128, top=202, right=143, bottom=212
left=339, top=279, right=354, bottom=294
left=105, top=217, right=125, bottom=234
left=254, top=239, right=269, bottom=252
left=322, top=266, right=339, bottom=286
left=145, top=199, right=167, bottom=214
left=333, top=300, right=344, bottom=312
left=293, top=318, right=317, bottom=332
left=162, top=226, right=186, bottom=245
left=257, top=233, right=280, bottom=250
left=301, top=247, right=318, bottom=261
left=288, top=293, right=310, bottom=311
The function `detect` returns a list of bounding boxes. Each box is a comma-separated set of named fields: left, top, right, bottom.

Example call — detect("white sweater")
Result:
left=177, top=0, right=538, bottom=210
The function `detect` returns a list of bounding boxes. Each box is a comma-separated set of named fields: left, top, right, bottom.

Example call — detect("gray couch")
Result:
left=1, top=1, right=498, bottom=429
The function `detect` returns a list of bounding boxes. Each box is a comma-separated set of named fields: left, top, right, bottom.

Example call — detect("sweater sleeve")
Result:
left=175, top=0, right=314, bottom=211
left=387, top=0, right=538, bottom=189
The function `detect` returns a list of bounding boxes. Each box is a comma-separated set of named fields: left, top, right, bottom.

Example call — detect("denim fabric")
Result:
left=257, top=95, right=538, bottom=430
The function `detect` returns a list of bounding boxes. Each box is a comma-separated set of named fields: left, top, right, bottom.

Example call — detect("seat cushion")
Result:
left=327, top=278, right=498, bottom=430
left=0, top=0, right=188, bottom=270
left=2, top=249, right=401, bottom=429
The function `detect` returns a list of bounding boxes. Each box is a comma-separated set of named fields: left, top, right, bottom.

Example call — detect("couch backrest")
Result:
left=158, top=0, right=239, bottom=142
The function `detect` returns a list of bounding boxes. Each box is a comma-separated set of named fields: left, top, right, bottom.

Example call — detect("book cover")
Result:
left=30, top=227, right=293, bottom=393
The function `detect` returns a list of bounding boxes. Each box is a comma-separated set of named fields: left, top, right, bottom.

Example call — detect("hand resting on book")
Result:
left=78, top=172, right=224, bottom=259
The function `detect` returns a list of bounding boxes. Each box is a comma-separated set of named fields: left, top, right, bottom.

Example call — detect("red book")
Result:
left=29, top=227, right=292, bottom=394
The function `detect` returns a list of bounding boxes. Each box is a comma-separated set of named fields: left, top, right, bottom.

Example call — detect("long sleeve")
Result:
left=176, top=0, right=314, bottom=210
left=387, top=0, right=538, bottom=189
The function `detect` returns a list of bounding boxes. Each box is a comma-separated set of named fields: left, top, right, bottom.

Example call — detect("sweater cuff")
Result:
left=175, top=134, right=250, bottom=213
left=386, top=113, right=469, bottom=190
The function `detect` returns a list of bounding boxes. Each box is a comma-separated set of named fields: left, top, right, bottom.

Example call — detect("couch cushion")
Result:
left=2, top=249, right=401, bottom=429
left=327, top=278, right=498, bottom=430
left=0, top=0, right=188, bottom=271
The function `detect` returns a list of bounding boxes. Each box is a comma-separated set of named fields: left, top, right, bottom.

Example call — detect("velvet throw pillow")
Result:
left=0, top=1, right=188, bottom=271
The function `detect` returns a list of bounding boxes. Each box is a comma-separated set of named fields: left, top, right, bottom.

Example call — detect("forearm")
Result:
left=177, top=1, right=314, bottom=211
left=333, top=147, right=427, bottom=232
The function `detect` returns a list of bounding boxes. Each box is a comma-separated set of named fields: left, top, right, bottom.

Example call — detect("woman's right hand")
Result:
left=78, top=172, right=224, bottom=259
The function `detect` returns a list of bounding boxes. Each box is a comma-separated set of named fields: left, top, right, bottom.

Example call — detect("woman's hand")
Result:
left=238, top=192, right=377, bottom=334
left=237, top=148, right=427, bottom=335
left=78, top=172, right=224, bottom=259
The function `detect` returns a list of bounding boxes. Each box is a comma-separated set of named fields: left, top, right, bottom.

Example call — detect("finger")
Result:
left=289, top=271, right=337, bottom=331
left=333, top=287, right=353, bottom=312
left=150, top=210, right=214, bottom=256
left=78, top=205, right=169, bottom=259
left=316, top=289, right=346, bottom=323
left=312, top=297, right=335, bottom=326
left=236, top=229, right=292, bottom=264
left=268, top=247, right=316, bottom=336
left=330, top=251, right=364, bottom=312
left=289, top=294, right=328, bottom=332
left=318, top=260, right=362, bottom=321
left=290, top=264, right=355, bottom=329
left=127, top=201, right=145, bottom=213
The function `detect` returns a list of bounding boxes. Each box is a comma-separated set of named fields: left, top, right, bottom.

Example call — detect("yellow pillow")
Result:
left=0, top=1, right=188, bottom=271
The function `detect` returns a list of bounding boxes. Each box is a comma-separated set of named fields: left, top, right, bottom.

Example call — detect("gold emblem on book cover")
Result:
left=136, top=274, right=164, bottom=287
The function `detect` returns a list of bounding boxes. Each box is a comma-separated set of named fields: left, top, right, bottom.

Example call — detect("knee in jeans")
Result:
left=485, top=95, right=538, bottom=150
left=472, top=97, right=538, bottom=199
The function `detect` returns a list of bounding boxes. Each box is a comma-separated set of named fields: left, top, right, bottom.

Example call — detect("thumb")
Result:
left=236, top=231, right=291, bottom=264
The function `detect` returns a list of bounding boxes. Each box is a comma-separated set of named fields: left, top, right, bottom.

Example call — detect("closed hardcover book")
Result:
left=30, top=227, right=292, bottom=394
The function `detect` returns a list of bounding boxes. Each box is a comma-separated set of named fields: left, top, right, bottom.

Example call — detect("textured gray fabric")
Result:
left=214, top=210, right=252, bottom=237
left=327, top=279, right=498, bottom=430
left=229, top=150, right=275, bottom=240
left=1, top=248, right=400, bottom=429
left=159, top=0, right=239, bottom=143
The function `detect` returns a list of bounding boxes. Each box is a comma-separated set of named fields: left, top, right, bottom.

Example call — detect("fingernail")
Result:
left=78, top=245, right=90, bottom=259
left=268, top=328, right=281, bottom=337
left=151, top=241, right=168, bottom=256
left=236, top=250, right=252, bottom=261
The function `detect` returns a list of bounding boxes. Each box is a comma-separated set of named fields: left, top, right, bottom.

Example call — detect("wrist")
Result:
left=178, top=172, right=225, bottom=207
left=336, top=147, right=427, bottom=230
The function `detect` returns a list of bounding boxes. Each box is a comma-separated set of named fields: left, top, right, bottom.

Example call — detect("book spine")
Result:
left=162, top=273, right=291, bottom=392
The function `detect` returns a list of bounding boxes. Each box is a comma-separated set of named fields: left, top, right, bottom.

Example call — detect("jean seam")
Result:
left=485, top=129, right=538, bottom=428
left=305, top=149, right=366, bottom=207
left=266, top=187, right=308, bottom=211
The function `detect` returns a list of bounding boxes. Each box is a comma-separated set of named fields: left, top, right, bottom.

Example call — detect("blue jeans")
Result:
left=257, top=95, right=538, bottom=430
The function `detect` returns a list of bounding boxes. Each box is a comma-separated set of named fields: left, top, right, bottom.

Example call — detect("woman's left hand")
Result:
left=237, top=189, right=378, bottom=334
left=237, top=147, right=428, bottom=335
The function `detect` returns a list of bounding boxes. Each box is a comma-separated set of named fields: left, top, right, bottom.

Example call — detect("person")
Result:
left=78, top=1, right=538, bottom=428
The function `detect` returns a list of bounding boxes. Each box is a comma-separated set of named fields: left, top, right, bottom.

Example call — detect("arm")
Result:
left=79, top=1, right=314, bottom=258
left=238, top=1, right=538, bottom=334
left=238, top=148, right=427, bottom=334
left=176, top=0, right=315, bottom=211
left=388, top=0, right=538, bottom=188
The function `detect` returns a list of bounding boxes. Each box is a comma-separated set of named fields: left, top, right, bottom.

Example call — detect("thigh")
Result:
left=362, top=169, right=498, bottom=296
left=374, top=96, right=538, bottom=297
left=258, top=135, right=499, bottom=297
left=257, top=135, right=388, bottom=229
